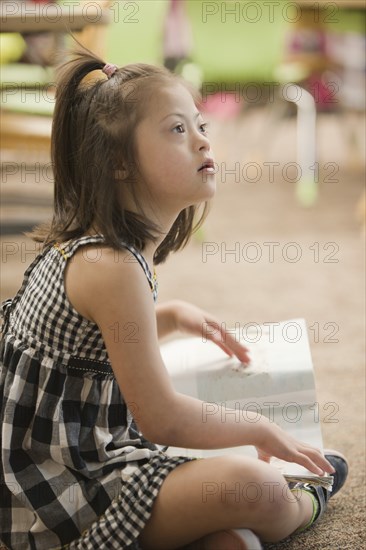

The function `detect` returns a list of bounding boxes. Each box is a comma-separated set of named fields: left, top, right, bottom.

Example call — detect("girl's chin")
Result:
left=203, top=179, right=217, bottom=199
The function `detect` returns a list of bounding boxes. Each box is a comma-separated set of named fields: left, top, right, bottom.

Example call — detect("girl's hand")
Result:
left=255, top=421, right=335, bottom=476
left=171, top=300, right=251, bottom=365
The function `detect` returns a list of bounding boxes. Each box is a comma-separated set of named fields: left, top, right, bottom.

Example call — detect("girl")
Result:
left=0, top=48, right=347, bottom=550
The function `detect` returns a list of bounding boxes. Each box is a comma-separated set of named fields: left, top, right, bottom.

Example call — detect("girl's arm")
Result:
left=155, top=302, right=176, bottom=339
left=66, top=247, right=334, bottom=477
left=156, top=300, right=251, bottom=364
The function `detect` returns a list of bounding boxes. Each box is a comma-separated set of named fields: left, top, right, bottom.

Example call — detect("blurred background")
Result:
left=0, top=2, right=365, bottom=548
left=1, top=0, right=365, bottom=237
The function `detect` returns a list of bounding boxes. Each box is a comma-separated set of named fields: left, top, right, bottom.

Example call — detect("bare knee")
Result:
left=206, top=455, right=293, bottom=533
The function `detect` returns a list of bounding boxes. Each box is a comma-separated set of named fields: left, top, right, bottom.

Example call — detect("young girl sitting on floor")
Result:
left=0, top=48, right=348, bottom=550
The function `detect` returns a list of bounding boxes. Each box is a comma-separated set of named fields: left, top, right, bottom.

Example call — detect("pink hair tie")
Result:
left=102, top=63, right=118, bottom=79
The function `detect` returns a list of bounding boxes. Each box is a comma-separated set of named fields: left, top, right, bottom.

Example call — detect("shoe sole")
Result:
left=323, top=448, right=348, bottom=464
left=323, top=448, right=349, bottom=497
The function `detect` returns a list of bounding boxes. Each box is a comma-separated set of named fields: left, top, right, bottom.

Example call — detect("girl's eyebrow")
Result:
left=160, top=112, right=202, bottom=123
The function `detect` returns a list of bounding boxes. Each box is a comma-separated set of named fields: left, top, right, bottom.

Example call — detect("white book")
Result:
left=161, top=318, right=332, bottom=490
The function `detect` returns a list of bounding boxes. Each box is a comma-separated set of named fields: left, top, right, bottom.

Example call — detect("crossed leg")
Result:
left=138, top=454, right=314, bottom=550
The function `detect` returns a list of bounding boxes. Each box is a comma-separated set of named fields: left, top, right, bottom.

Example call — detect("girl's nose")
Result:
left=196, top=131, right=210, bottom=151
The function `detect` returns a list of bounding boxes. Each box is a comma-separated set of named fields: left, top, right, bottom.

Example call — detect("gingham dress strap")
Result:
left=0, top=244, right=51, bottom=336
left=119, top=242, right=158, bottom=302
left=57, top=235, right=158, bottom=302
left=56, top=235, right=104, bottom=258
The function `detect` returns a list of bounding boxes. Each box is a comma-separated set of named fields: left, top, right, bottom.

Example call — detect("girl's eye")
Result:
left=173, top=124, right=185, bottom=133
left=200, top=122, right=209, bottom=134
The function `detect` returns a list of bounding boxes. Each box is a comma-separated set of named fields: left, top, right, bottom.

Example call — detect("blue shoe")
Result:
left=324, top=449, right=349, bottom=497
left=295, top=449, right=349, bottom=524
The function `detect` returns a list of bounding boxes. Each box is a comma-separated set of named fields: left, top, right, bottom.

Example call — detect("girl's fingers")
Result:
left=257, top=449, right=272, bottom=463
left=217, top=327, right=251, bottom=363
left=214, top=335, right=251, bottom=364
left=291, top=447, right=335, bottom=476
left=290, top=452, right=325, bottom=475
left=202, top=317, right=251, bottom=364
left=211, top=337, right=234, bottom=357
left=301, top=447, right=336, bottom=474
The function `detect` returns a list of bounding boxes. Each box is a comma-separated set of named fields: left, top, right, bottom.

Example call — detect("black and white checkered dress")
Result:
left=0, top=235, right=194, bottom=549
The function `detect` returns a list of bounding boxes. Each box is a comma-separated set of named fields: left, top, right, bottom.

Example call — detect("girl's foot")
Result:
left=292, top=449, right=348, bottom=532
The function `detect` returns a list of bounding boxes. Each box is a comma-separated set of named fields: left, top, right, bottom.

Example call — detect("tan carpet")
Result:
left=1, top=109, right=365, bottom=549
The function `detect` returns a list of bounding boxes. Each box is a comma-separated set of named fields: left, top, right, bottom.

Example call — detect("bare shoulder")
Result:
left=64, top=244, right=154, bottom=324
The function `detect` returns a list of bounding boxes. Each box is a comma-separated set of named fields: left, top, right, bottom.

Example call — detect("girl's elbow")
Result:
left=140, top=417, right=178, bottom=447
left=134, top=392, right=180, bottom=445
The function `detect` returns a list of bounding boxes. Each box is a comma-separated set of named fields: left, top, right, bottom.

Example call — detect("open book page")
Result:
left=160, top=318, right=332, bottom=490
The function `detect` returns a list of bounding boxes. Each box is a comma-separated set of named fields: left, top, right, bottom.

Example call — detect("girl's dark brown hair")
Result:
left=30, top=46, right=209, bottom=264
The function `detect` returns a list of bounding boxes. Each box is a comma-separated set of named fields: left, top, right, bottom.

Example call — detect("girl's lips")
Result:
left=199, top=166, right=216, bottom=174
left=198, top=159, right=216, bottom=172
